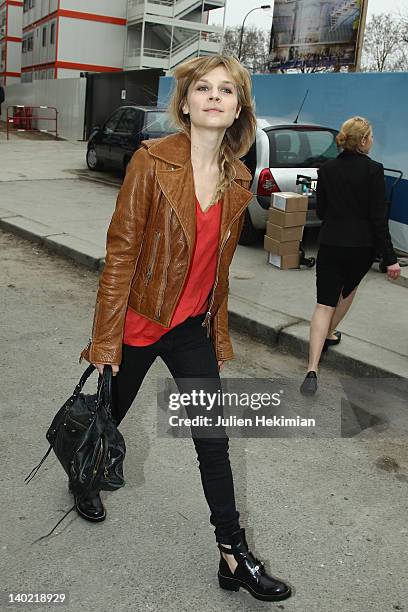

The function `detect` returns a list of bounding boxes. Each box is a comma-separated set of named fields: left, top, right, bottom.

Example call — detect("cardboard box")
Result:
left=268, top=207, right=307, bottom=228
left=267, top=251, right=300, bottom=269
left=266, top=221, right=303, bottom=243
left=272, top=192, right=308, bottom=213
left=264, top=235, right=299, bottom=256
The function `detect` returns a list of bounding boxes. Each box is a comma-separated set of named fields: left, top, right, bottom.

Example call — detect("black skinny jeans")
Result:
left=111, top=312, right=241, bottom=544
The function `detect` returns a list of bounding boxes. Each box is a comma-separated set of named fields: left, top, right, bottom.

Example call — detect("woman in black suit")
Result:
left=300, top=116, right=401, bottom=395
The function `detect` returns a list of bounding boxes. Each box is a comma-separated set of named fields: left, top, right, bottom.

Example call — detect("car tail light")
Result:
left=257, top=168, right=280, bottom=196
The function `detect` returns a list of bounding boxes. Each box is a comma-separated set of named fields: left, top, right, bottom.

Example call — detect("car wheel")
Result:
left=238, top=209, right=262, bottom=245
left=86, top=145, right=103, bottom=171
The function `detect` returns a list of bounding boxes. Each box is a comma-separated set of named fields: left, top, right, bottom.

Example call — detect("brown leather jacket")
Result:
left=79, top=130, right=253, bottom=366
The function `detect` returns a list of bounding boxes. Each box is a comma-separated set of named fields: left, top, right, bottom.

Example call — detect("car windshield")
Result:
left=144, top=111, right=173, bottom=133
left=266, top=128, right=339, bottom=168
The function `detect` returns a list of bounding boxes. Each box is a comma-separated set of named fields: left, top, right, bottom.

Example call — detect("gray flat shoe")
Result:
left=300, top=371, right=318, bottom=395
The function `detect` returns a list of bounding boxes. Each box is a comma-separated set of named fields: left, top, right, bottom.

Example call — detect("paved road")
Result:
left=1, top=230, right=407, bottom=612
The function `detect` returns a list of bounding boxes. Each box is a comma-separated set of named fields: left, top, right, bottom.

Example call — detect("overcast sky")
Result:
left=208, top=0, right=408, bottom=29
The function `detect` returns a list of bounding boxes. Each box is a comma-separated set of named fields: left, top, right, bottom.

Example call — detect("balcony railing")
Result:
left=128, top=0, right=224, bottom=9
left=127, top=46, right=170, bottom=58
left=129, top=0, right=173, bottom=7
left=126, top=31, right=221, bottom=72
left=127, top=30, right=221, bottom=59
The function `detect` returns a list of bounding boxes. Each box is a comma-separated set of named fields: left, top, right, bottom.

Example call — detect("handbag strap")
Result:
left=72, top=363, right=96, bottom=400
left=96, top=365, right=113, bottom=412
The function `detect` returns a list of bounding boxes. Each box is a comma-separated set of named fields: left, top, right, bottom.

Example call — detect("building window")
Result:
left=42, top=26, right=47, bottom=47
left=29, top=0, right=35, bottom=9
left=22, top=39, right=27, bottom=53
left=27, top=36, right=33, bottom=51
left=23, top=0, right=29, bottom=12
left=50, top=22, right=55, bottom=45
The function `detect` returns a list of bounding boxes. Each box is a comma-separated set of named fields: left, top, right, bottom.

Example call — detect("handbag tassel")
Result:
left=31, top=503, right=76, bottom=545
left=24, top=444, right=53, bottom=484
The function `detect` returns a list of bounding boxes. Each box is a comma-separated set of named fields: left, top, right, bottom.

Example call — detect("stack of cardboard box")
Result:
left=264, top=192, right=308, bottom=269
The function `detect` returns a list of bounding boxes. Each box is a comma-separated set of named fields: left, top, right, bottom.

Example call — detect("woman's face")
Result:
left=181, top=65, right=241, bottom=133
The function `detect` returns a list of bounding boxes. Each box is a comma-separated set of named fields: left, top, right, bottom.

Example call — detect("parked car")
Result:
left=239, top=117, right=339, bottom=244
left=86, top=105, right=175, bottom=174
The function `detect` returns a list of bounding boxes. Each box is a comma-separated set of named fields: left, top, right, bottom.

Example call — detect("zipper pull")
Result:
left=202, top=311, right=212, bottom=337
left=145, top=267, right=152, bottom=284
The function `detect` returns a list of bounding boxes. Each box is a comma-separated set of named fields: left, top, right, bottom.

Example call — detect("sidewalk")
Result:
left=1, top=138, right=407, bottom=379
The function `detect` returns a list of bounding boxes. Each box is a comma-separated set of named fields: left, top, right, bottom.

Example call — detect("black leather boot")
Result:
left=217, top=528, right=292, bottom=601
left=68, top=481, right=106, bottom=522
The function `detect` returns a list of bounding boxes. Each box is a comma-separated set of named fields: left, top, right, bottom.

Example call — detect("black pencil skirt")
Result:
left=316, top=244, right=376, bottom=307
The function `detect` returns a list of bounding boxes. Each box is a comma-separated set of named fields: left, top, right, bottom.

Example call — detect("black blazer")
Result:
left=316, top=150, right=397, bottom=266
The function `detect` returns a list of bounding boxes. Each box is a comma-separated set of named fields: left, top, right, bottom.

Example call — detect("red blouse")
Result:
left=123, top=195, right=222, bottom=346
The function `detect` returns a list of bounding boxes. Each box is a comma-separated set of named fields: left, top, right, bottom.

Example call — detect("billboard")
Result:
left=269, top=0, right=368, bottom=70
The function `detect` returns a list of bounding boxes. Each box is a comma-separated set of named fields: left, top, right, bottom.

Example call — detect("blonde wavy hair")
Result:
left=336, top=116, right=372, bottom=152
left=168, top=54, right=257, bottom=206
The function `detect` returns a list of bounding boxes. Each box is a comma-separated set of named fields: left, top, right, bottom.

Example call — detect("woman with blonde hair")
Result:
left=301, top=116, right=400, bottom=395
left=79, top=54, right=291, bottom=602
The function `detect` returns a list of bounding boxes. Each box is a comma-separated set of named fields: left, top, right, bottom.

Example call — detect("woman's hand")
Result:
left=94, top=363, right=120, bottom=376
left=218, top=360, right=225, bottom=372
left=387, top=262, right=401, bottom=280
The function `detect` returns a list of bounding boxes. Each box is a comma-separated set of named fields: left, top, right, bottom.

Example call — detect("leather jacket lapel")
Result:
left=220, top=179, right=253, bottom=245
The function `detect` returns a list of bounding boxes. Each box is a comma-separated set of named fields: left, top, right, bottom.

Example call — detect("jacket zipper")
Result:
left=155, top=209, right=172, bottom=320
left=144, top=230, right=161, bottom=285
left=202, top=227, right=232, bottom=337
left=159, top=212, right=195, bottom=325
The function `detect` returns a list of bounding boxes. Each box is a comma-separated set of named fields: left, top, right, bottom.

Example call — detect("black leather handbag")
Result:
left=25, top=364, right=126, bottom=540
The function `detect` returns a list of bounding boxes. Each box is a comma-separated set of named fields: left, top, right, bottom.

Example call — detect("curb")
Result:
left=0, top=214, right=105, bottom=271
left=395, top=266, right=408, bottom=289
left=44, top=234, right=105, bottom=271
left=277, top=322, right=408, bottom=379
left=1, top=214, right=406, bottom=381
left=228, top=295, right=407, bottom=380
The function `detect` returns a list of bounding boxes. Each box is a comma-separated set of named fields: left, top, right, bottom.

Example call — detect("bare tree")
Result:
left=221, top=25, right=271, bottom=73
left=396, top=11, right=408, bottom=70
left=361, top=13, right=405, bottom=72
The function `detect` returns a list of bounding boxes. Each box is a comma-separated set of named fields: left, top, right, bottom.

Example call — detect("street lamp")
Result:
left=238, top=4, right=272, bottom=61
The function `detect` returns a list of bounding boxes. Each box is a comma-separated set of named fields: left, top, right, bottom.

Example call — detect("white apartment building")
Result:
left=1, top=0, right=23, bottom=86
left=0, top=0, right=225, bottom=86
